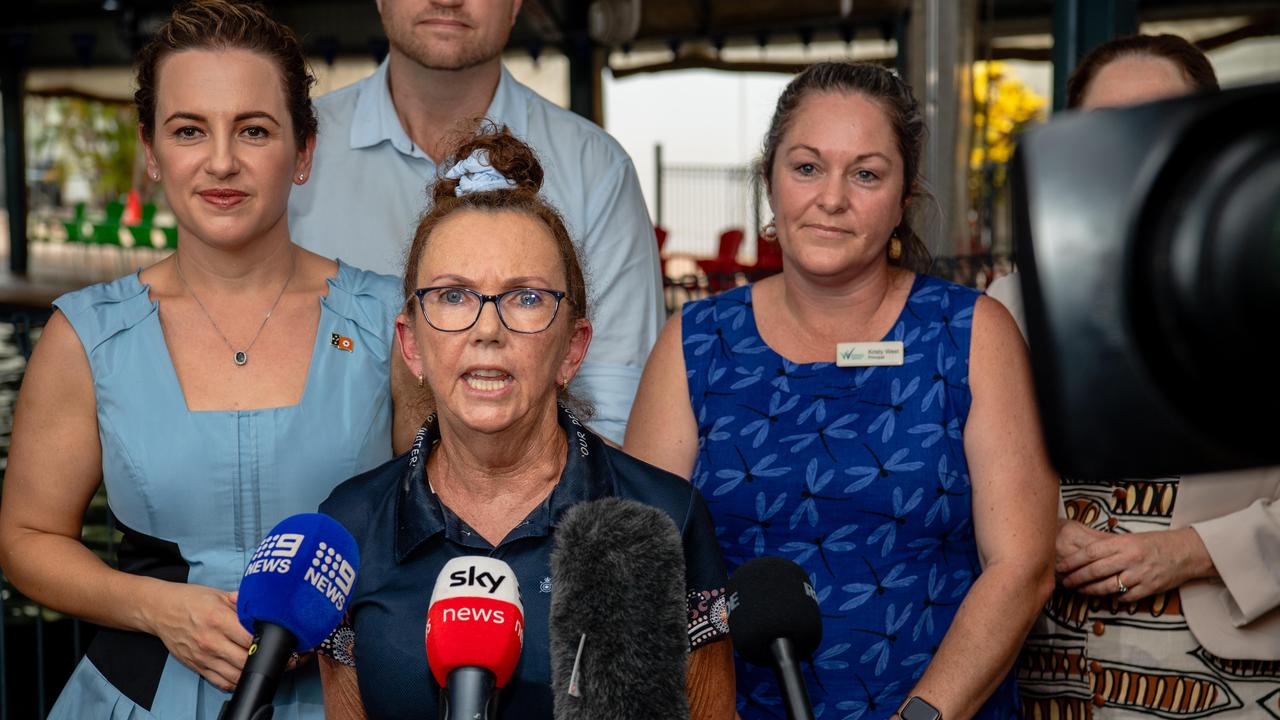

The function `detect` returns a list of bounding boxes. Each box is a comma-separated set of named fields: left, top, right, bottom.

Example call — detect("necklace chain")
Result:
left=174, top=252, right=297, bottom=367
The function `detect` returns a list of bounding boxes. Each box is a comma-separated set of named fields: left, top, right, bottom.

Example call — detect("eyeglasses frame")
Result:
left=412, top=285, right=569, bottom=334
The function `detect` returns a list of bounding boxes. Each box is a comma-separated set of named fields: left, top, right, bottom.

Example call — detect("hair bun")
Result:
left=433, top=123, right=543, bottom=202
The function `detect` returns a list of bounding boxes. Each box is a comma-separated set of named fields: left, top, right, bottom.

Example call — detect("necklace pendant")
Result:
left=234, top=351, right=248, bottom=366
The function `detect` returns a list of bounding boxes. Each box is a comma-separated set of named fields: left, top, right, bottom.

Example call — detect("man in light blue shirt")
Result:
left=289, top=0, right=662, bottom=444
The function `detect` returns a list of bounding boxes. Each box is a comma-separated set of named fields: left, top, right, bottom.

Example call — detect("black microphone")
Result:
left=549, top=497, right=690, bottom=720
left=219, top=513, right=359, bottom=720
left=727, top=556, right=822, bottom=720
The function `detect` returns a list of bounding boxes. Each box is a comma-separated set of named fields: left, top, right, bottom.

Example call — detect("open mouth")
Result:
left=464, top=369, right=512, bottom=391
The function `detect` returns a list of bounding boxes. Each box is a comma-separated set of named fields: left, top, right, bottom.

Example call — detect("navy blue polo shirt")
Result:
left=318, top=406, right=729, bottom=720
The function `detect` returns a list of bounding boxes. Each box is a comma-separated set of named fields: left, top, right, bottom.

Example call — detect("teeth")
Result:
left=470, top=369, right=506, bottom=378
left=465, top=374, right=510, bottom=391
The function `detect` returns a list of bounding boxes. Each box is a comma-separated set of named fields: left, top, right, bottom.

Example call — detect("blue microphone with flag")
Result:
left=218, top=513, right=359, bottom=720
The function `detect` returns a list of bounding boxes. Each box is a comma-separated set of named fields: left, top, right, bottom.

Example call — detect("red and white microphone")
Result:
left=427, top=556, right=525, bottom=720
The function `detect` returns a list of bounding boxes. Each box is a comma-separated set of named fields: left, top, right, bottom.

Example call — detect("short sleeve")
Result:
left=317, top=614, right=357, bottom=668
left=683, top=490, right=730, bottom=649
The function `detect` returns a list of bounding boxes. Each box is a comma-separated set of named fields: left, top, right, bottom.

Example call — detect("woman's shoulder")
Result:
left=680, top=284, right=753, bottom=325
left=324, top=260, right=403, bottom=340
left=52, top=272, right=154, bottom=354
left=602, top=443, right=705, bottom=527
left=320, top=451, right=409, bottom=538
left=908, top=273, right=981, bottom=304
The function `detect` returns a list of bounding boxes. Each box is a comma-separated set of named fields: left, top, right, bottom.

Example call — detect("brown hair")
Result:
left=759, top=61, right=931, bottom=274
left=1066, top=34, right=1219, bottom=109
left=403, top=125, right=592, bottom=413
left=135, top=0, right=317, bottom=148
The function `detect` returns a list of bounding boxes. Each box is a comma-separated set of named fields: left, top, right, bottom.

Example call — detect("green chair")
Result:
left=127, top=225, right=153, bottom=249
left=141, top=203, right=158, bottom=225
left=62, top=220, right=83, bottom=244
left=104, top=200, right=125, bottom=224
left=92, top=222, right=123, bottom=247
left=162, top=226, right=179, bottom=250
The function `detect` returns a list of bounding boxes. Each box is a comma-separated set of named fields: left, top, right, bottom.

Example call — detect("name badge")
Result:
left=836, top=341, right=904, bottom=367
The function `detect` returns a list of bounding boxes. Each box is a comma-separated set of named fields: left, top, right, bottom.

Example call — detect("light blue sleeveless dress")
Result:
left=46, top=260, right=400, bottom=720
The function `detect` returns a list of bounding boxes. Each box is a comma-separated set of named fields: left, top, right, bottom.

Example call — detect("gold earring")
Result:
left=762, top=221, right=777, bottom=240
left=416, top=374, right=425, bottom=388
left=558, top=378, right=568, bottom=391
left=888, top=234, right=903, bottom=261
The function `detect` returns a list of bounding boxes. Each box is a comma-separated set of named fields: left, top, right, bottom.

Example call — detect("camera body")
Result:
left=1010, top=81, right=1280, bottom=480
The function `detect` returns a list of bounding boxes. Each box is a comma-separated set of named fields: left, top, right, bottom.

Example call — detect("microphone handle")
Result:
left=218, top=622, right=298, bottom=720
left=770, top=637, right=815, bottom=720
left=441, top=666, right=498, bottom=720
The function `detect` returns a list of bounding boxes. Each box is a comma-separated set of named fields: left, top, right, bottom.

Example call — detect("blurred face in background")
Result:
left=142, top=48, right=312, bottom=251
left=377, top=0, right=522, bottom=71
left=767, top=91, right=906, bottom=282
left=1080, top=54, right=1198, bottom=109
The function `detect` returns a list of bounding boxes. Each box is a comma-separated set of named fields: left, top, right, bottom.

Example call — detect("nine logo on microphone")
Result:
left=244, top=532, right=305, bottom=576
left=244, top=530, right=355, bottom=612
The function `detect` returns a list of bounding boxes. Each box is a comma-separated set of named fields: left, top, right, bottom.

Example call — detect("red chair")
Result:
left=753, top=233, right=783, bottom=273
left=696, top=228, right=746, bottom=292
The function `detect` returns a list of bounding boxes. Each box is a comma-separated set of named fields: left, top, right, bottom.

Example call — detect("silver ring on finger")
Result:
left=1116, top=574, right=1128, bottom=594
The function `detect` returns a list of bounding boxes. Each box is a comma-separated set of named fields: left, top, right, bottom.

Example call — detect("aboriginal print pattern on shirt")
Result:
left=1017, top=478, right=1280, bottom=719
left=683, top=276, right=1019, bottom=719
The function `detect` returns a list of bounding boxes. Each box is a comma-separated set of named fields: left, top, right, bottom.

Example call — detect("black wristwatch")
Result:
left=899, top=696, right=942, bottom=720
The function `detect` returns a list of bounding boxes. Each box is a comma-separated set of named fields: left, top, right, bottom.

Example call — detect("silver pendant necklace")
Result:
left=175, top=252, right=297, bottom=366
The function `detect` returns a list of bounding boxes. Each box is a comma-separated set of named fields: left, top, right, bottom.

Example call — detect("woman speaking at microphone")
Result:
left=314, top=127, right=735, bottom=720
left=0, top=1, right=404, bottom=717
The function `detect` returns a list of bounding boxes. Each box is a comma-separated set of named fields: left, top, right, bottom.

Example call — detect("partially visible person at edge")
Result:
left=988, top=34, right=1280, bottom=719
left=288, top=0, right=662, bottom=445
left=625, top=61, right=1057, bottom=719
left=0, top=2, right=405, bottom=717
left=314, top=126, right=736, bottom=720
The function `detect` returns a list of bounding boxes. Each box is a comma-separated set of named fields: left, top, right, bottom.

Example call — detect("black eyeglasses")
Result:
left=413, top=286, right=568, bottom=334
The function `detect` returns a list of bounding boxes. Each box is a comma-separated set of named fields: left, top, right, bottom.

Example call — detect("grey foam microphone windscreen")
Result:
left=550, top=497, right=690, bottom=720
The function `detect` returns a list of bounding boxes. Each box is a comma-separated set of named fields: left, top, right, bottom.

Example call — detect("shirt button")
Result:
left=1093, top=693, right=1106, bottom=707
left=1093, top=621, right=1106, bottom=636
left=1106, top=517, right=1119, bottom=529
left=1090, top=660, right=1102, bottom=673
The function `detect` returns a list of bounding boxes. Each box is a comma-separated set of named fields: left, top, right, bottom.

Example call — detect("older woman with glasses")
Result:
left=313, top=127, right=736, bottom=720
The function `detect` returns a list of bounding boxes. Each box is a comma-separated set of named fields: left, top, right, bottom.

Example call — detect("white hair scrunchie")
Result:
left=443, top=148, right=518, bottom=196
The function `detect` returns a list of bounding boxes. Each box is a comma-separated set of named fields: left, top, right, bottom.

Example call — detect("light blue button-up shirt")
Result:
left=289, top=61, right=663, bottom=443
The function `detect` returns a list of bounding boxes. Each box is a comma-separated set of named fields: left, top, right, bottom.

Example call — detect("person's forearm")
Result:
left=1172, top=527, right=1218, bottom=582
left=687, top=638, right=736, bottom=720
left=1, top=528, right=167, bottom=634
left=903, top=559, right=1053, bottom=719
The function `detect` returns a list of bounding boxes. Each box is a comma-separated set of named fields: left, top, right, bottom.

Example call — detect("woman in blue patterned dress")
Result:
left=0, top=2, right=405, bottom=718
left=626, top=62, right=1058, bottom=719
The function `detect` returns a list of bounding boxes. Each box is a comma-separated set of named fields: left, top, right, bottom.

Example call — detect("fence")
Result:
left=653, top=145, right=765, bottom=262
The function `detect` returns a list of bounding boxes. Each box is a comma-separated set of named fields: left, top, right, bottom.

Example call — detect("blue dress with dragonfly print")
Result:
left=682, top=274, right=1019, bottom=719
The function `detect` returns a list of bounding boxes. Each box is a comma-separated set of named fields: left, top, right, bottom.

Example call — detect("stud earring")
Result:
left=761, top=220, right=777, bottom=240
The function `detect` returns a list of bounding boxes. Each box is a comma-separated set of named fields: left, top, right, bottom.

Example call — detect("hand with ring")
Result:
left=1056, top=526, right=1217, bottom=601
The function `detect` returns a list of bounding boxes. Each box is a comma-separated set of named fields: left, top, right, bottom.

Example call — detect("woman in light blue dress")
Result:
left=0, top=2, right=404, bottom=717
